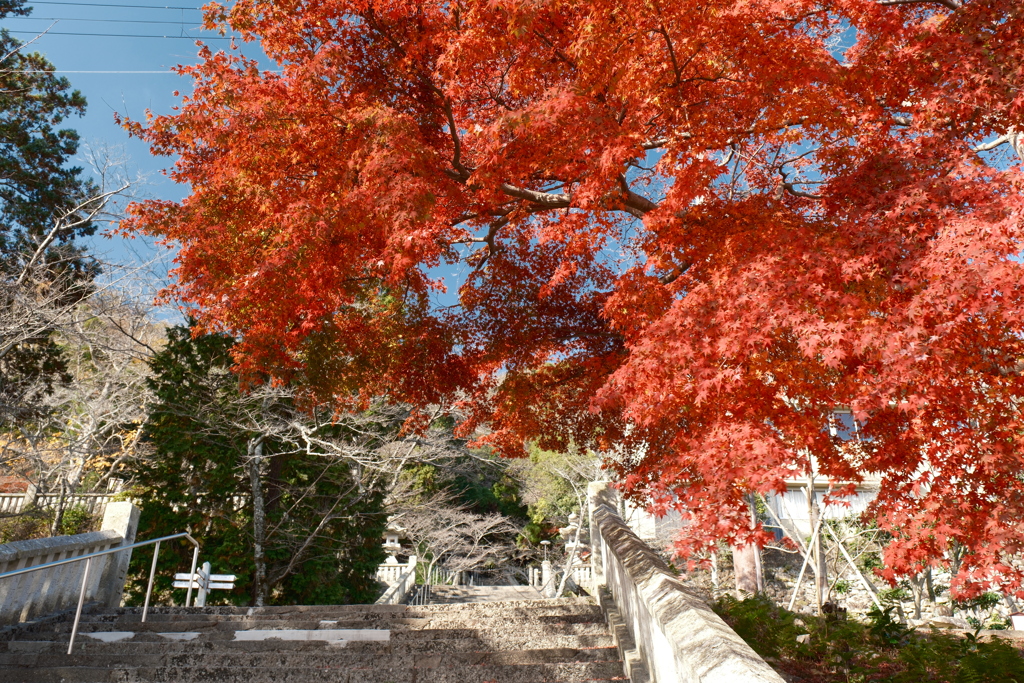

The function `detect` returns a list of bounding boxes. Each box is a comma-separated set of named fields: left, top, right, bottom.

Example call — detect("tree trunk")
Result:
left=710, top=549, right=719, bottom=591
left=248, top=436, right=267, bottom=607
left=733, top=543, right=761, bottom=595
left=50, top=477, right=67, bottom=537
left=733, top=497, right=765, bottom=595
left=808, top=485, right=827, bottom=614
left=909, top=573, right=925, bottom=619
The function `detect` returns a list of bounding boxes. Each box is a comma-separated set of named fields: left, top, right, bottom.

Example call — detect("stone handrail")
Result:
left=375, top=555, right=417, bottom=605
left=0, top=502, right=139, bottom=625
left=0, top=530, right=123, bottom=625
left=588, top=482, right=785, bottom=683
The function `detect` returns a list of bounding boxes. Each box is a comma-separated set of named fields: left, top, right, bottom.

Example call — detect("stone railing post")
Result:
left=541, top=560, right=554, bottom=597
left=96, top=501, right=140, bottom=609
left=588, top=481, right=616, bottom=590
left=21, top=483, right=37, bottom=511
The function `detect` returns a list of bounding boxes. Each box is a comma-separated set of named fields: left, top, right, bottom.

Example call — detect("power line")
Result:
left=8, top=30, right=231, bottom=39
left=20, top=69, right=183, bottom=73
left=19, top=69, right=282, bottom=73
left=29, top=1, right=201, bottom=9
left=13, top=16, right=205, bottom=26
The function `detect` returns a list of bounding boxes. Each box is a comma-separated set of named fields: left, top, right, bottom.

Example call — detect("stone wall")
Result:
left=589, top=482, right=785, bottom=683
left=0, top=502, right=139, bottom=625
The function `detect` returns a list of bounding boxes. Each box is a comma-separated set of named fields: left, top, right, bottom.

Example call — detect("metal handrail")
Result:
left=0, top=531, right=200, bottom=654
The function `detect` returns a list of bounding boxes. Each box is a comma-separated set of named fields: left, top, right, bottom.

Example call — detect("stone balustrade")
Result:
left=375, top=555, right=417, bottom=605
left=375, top=560, right=409, bottom=586
left=588, top=482, right=785, bottom=683
left=0, top=502, right=139, bottom=625
left=0, top=491, right=118, bottom=518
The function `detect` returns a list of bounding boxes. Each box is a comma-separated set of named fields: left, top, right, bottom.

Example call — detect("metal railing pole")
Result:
left=142, top=540, right=161, bottom=623
left=185, top=545, right=199, bottom=607
left=67, top=557, right=92, bottom=655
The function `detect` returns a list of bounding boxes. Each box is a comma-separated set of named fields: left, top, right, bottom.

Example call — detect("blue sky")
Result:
left=4, top=1, right=252, bottom=281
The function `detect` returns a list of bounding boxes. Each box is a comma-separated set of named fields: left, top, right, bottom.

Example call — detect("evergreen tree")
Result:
left=0, top=0, right=96, bottom=280
left=126, top=324, right=386, bottom=606
left=0, top=0, right=102, bottom=420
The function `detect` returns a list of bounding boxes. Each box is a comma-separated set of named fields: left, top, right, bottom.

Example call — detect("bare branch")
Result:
left=15, top=182, right=131, bottom=287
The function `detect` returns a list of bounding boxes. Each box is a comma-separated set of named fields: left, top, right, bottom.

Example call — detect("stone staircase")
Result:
left=421, top=585, right=547, bottom=604
left=0, top=596, right=628, bottom=682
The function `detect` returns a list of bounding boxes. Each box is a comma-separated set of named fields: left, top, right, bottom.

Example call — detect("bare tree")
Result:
left=394, top=491, right=519, bottom=581
left=0, top=285, right=162, bottom=531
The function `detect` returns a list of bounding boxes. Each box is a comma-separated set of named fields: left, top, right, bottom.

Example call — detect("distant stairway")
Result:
left=0, top=597, right=628, bottom=682
left=418, top=584, right=547, bottom=605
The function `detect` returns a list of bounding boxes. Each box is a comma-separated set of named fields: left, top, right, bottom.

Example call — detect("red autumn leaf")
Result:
left=122, top=0, right=1024, bottom=595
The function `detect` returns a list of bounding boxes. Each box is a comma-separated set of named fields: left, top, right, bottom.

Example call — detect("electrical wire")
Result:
left=8, top=30, right=230, bottom=39
left=20, top=69, right=183, bottom=73
left=28, top=1, right=201, bottom=9
left=18, top=69, right=281, bottom=73
left=13, top=16, right=206, bottom=25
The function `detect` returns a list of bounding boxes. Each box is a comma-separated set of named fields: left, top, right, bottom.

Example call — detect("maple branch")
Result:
left=655, top=25, right=682, bottom=88
left=877, top=0, right=962, bottom=9
left=531, top=30, right=576, bottom=71
left=972, top=132, right=1024, bottom=161
left=642, top=119, right=806, bottom=153
left=618, top=174, right=659, bottom=216
left=778, top=167, right=822, bottom=200
left=642, top=137, right=670, bottom=149
left=974, top=135, right=1010, bottom=152
left=499, top=183, right=570, bottom=208
left=442, top=98, right=473, bottom=180
left=781, top=183, right=822, bottom=200
left=658, top=261, right=692, bottom=286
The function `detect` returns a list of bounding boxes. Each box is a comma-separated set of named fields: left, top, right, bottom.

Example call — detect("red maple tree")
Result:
left=122, top=0, right=1024, bottom=595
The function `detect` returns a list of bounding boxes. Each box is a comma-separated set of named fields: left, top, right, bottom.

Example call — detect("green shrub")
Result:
left=894, top=630, right=1024, bottom=683
left=867, top=605, right=911, bottom=646
left=712, top=593, right=802, bottom=659
left=59, top=504, right=95, bottom=535
left=713, top=594, right=1024, bottom=682
left=0, top=506, right=51, bottom=543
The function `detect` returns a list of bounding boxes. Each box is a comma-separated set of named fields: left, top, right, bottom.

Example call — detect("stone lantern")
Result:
left=382, top=522, right=404, bottom=564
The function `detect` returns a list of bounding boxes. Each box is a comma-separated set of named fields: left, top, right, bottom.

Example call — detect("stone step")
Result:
left=73, top=607, right=603, bottom=627
left=26, top=620, right=611, bottom=643
left=0, top=660, right=627, bottom=683
left=1, top=632, right=617, bottom=654
left=104, top=596, right=594, bottom=618
left=0, top=644, right=621, bottom=669
left=62, top=613, right=603, bottom=632
left=421, top=585, right=547, bottom=603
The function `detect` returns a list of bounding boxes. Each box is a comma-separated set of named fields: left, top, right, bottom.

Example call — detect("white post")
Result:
left=142, top=540, right=161, bottom=623
left=185, top=546, right=199, bottom=607
left=67, top=557, right=92, bottom=655
left=196, top=561, right=211, bottom=607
